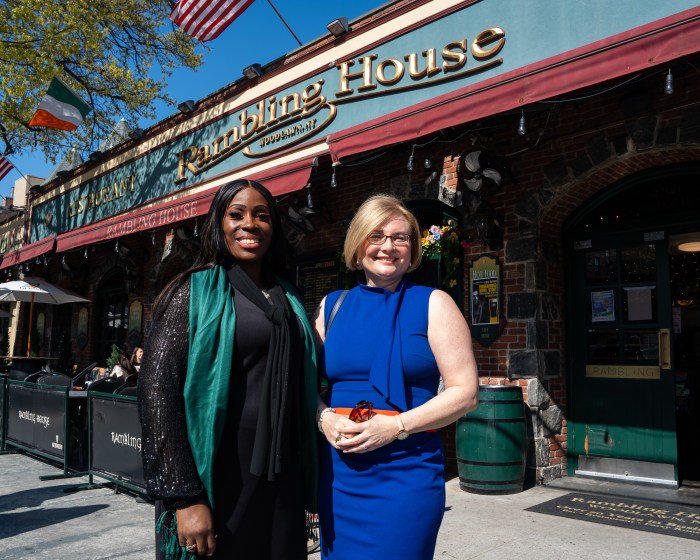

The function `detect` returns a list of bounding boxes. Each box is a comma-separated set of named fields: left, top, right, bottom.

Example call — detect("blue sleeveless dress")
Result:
left=319, top=280, right=445, bottom=560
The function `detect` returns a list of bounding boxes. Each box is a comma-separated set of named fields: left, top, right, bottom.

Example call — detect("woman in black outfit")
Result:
left=138, top=179, right=318, bottom=559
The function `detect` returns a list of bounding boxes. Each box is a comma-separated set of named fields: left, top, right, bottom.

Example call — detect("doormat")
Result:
left=526, top=492, right=700, bottom=541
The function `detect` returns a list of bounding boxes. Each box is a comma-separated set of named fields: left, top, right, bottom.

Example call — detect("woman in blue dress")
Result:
left=313, top=194, right=479, bottom=559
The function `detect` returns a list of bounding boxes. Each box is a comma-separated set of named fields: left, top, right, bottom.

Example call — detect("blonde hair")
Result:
left=344, top=194, right=422, bottom=272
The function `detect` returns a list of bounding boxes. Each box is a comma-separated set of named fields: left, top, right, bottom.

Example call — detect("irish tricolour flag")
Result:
left=28, top=77, right=91, bottom=131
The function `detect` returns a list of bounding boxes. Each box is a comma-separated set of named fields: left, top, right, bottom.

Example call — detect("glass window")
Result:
left=585, top=249, right=617, bottom=284
left=588, top=329, right=619, bottom=363
left=621, top=245, right=656, bottom=283
left=623, top=330, right=658, bottom=364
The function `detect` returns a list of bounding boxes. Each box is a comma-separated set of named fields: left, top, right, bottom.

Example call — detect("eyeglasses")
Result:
left=366, top=232, right=411, bottom=246
left=349, top=400, right=375, bottom=423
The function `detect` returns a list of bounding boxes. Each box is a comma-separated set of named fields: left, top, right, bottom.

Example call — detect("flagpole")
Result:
left=4, top=158, right=32, bottom=185
left=265, top=0, right=302, bottom=46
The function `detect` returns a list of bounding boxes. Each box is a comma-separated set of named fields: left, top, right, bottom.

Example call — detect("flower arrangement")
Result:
left=421, top=221, right=468, bottom=288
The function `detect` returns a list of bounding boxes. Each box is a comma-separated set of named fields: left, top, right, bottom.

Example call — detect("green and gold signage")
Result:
left=29, top=0, right=697, bottom=243
left=469, top=255, right=504, bottom=347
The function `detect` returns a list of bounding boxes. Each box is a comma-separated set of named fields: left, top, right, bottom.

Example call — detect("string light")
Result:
left=306, top=188, right=314, bottom=209
left=664, top=69, right=674, bottom=95
left=424, top=156, right=432, bottom=169
left=406, top=145, right=415, bottom=171
left=517, top=110, right=527, bottom=136
left=193, top=220, right=199, bottom=237
left=331, top=167, right=337, bottom=188
left=151, top=231, right=156, bottom=245
left=84, top=247, right=88, bottom=259
left=114, top=239, right=119, bottom=253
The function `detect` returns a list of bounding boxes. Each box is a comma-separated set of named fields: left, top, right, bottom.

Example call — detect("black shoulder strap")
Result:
left=325, top=290, right=349, bottom=335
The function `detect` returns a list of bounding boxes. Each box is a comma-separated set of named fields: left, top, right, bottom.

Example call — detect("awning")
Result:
left=327, top=7, right=700, bottom=162
left=55, top=156, right=317, bottom=253
left=0, top=235, right=56, bottom=271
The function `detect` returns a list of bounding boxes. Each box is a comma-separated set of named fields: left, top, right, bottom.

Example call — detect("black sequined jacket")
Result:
left=138, top=279, right=206, bottom=508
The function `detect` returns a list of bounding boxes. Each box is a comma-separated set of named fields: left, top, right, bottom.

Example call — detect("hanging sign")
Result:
left=468, top=254, right=504, bottom=346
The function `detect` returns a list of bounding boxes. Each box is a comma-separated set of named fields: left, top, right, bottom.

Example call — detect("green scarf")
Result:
left=185, top=265, right=319, bottom=511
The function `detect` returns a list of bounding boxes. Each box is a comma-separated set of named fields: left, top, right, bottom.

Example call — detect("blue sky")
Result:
left=1, top=0, right=384, bottom=202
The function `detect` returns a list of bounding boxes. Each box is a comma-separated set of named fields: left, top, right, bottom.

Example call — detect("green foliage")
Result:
left=0, top=0, right=203, bottom=159
left=105, top=343, right=122, bottom=371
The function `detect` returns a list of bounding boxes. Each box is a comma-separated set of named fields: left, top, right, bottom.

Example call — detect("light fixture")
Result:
left=407, top=145, right=415, bottom=172
left=129, top=128, right=144, bottom=140
left=152, top=231, right=156, bottom=245
left=469, top=202, right=504, bottom=250
left=193, top=220, right=199, bottom=237
left=327, top=17, right=350, bottom=37
left=664, top=69, right=674, bottom=95
left=242, top=63, right=263, bottom=80
left=84, top=247, right=88, bottom=259
left=672, top=232, right=700, bottom=253
left=331, top=167, right=337, bottom=188
left=88, top=150, right=104, bottom=162
left=178, top=100, right=196, bottom=114
left=306, top=187, right=314, bottom=209
left=678, top=241, right=700, bottom=252
left=517, top=110, right=527, bottom=136
left=114, top=239, right=120, bottom=253
left=424, top=156, right=432, bottom=169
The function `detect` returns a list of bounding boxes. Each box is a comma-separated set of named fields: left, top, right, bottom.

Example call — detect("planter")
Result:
left=456, top=385, right=527, bottom=494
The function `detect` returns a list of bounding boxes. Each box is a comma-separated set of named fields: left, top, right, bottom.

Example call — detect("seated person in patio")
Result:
left=109, top=353, right=136, bottom=382
left=131, top=345, right=144, bottom=372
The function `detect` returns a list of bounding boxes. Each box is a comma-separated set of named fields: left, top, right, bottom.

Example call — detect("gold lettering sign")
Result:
left=66, top=175, right=136, bottom=219
left=585, top=365, right=660, bottom=379
left=174, top=27, right=506, bottom=185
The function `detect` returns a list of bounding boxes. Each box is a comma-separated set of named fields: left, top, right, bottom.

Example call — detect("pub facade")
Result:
left=2, top=0, right=699, bottom=488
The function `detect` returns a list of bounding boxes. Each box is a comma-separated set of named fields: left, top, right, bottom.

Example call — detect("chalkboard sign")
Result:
left=296, top=257, right=342, bottom=317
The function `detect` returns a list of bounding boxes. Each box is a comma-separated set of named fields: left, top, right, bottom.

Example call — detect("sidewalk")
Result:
left=1, top=452, right=699, bottom=559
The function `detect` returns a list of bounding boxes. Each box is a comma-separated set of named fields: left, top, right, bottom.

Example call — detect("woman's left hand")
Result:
left=335, top=414, right=399, bottom=453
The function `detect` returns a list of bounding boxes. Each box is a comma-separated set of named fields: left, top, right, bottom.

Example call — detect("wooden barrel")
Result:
left=456, top=385, right=527, bottom=494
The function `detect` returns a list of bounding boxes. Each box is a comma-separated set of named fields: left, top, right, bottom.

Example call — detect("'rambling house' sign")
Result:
left=174, top=28, right=505, bottom=183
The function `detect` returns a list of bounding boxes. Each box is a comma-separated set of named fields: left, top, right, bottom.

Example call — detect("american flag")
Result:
left=0, top=155, right=13, bottom=182
left=169, top=0, right=255, bottom=42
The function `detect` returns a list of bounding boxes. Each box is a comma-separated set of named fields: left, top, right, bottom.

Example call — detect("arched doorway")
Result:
left=95, top=268, right=129, bottom=363
left=565, top=162, right=700, bottom=487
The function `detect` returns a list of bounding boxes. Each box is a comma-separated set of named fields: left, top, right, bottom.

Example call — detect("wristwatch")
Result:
left=394, top=414, right=409, bottom=440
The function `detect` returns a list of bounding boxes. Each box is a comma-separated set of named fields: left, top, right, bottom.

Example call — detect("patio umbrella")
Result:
left=0, top=277, right=90, bottom=357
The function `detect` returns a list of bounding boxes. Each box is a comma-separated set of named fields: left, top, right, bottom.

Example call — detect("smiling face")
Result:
left=222, top=187, right=274, bottom=281
left=360, top=214, right=412, bottom=291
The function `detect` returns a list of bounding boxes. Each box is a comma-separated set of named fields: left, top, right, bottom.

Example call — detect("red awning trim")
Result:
left=0, top=235, right=56, bottom=271
left=327, top=7, right=700, bottom=163
left=54, top=157, right=317, bottom=253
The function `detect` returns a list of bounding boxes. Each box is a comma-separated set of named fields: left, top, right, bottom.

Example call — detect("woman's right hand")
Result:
left=176, top=503, right=216, bottom=557
left=321, top=411, right=362, bottom=448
